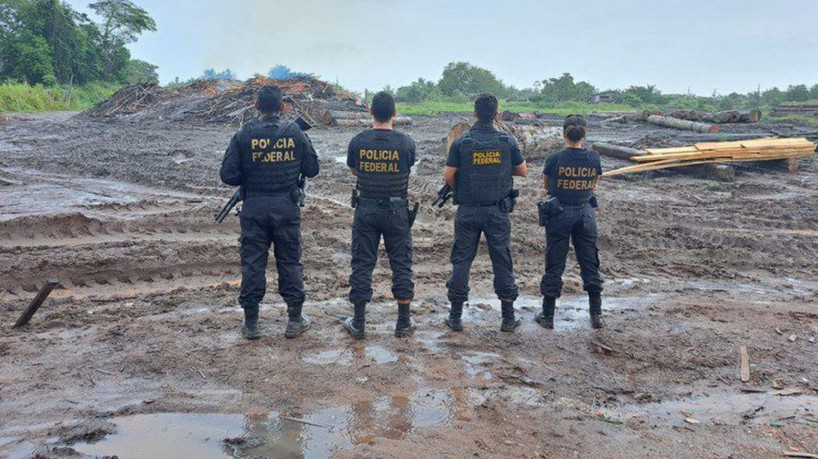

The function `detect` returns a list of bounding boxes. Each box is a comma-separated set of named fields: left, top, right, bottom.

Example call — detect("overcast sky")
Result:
left=65, top=0, right=818, bottom=95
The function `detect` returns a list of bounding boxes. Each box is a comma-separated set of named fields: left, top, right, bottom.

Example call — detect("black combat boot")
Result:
left=242, top=305, right=261, bottom=341
left=535, top=297, right=556, bottom=329
left=445, top=301, right=464, bottom=332
left=500, top=300, right=521, bottom=332
left=589, top=293, right=604, bottom=329
left=395, top=303, right=416, bottom=337
left=344, top=302, right=366, bottom=339
left=284, top=302, right=311, bottom=339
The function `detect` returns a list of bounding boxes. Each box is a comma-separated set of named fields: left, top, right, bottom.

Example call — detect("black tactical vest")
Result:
left=241, top=118, right=302, bottom=196
left=547, top=148, right=599, bottom=205
left=454, top=132, right=514, bottom=205
left=353, top=130, right=412, bottom=199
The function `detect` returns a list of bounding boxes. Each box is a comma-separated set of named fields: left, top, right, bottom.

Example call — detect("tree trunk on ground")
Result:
left=590, top=142, right=642, bottom=160
left=334, top=116, right=412, bottom=128
left=647, top=115, right=719, bottom=133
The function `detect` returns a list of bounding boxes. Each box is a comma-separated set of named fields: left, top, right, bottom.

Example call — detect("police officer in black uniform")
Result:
left=344, top=91, right=417, bottom=339
left=538, top=115, right=605, bottom=329
left=220, top=85, right=320, bottom=340
left=444, top=93, right=527, bottom=332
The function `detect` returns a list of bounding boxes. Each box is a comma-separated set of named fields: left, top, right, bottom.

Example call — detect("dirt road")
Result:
left=1, top=113, right=817, bottom=458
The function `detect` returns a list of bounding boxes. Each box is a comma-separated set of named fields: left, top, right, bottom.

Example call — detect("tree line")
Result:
left=384, top=62, right=818, bottom=110
left=0, top=0, right=157, bottom=86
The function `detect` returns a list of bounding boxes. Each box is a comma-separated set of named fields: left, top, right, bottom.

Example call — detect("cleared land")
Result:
left=1, top=111, right=817, bottom=459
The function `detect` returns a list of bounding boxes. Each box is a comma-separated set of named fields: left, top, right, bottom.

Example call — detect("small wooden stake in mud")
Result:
left=13, top=278, right=59, bottom=328
left=739, top=346, right=751, bottom=382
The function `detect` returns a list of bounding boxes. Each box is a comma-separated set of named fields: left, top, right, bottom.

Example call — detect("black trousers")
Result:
left=446, top=205, right=519, bottom=304
left=540, top=204, right=604, bottom=298
left=239, top=195, right=304, bottom=308
left=349, top=204, right=414, bottom=305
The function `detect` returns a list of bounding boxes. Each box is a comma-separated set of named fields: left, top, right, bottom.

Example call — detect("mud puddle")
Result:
left=73, top=389, right=452, bottom=459
left=301, top=344, right=398, bottom=367
left=467, top=295, right=654, bottom=330
left=0, top=167, right=205, bottom=220
left=602, top=391, right=818, bottom=426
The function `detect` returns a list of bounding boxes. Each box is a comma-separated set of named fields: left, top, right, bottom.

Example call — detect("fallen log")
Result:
left=667, top=109, right=761, bottom=124
left=647, top=115, right=719, bottom=133
left=591, top=142, right=641, bottom=160
left=673, top=133, right=771, bottom=143
left=333, top=116, right=412, bottom=128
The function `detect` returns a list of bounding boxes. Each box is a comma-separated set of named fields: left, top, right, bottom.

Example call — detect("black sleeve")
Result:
left=445, top=140, right=460, bottom=168
left=407, top=136, right=417, bottom=168
left=299, top=130, right=320, bottom=178
left=594, top=152, right=603, bottom=175
left=543, top=153, right=558, bottom=177
left=346, top=135, right=358, bottom=170
left=509, top=137, right=525, bottom=166
left=220, top=132, right=243, bottom=186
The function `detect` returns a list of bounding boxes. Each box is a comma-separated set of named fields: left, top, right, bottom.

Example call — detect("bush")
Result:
left=0, top=82, right=121, bottom=112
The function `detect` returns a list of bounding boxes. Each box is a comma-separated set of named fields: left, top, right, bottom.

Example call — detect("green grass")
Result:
left=0, top=82, right=122, bottom=113
left=396, top=100, right=657, bottom=117
left=768, top=114, right=818, bottom=126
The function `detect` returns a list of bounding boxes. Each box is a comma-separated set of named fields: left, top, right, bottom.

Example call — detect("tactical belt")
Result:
left=357, top=196, right=408, bottom=208
left=560, top=201, right=592, bottom=208
left=244, top=189, right=294, bottom=198
left=459, top=201, right=503, bottom=208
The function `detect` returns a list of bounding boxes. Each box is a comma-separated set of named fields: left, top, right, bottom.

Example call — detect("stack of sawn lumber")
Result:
left=603, top=138, right=816, bottom=176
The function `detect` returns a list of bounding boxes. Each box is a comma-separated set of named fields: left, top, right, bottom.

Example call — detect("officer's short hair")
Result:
left=257, top=85, right=283, bottom=114
left=371, top=91, right=395, bottom=123
left=563, top=115, right=587, bottom=142
left=474, top=93, right=498, bottom=122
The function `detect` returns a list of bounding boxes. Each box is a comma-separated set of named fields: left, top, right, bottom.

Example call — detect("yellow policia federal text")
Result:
left=556, top=179, right=596, bottom=190
left=558, top=166, right=598, bottom=178
left=251, top=136, right=297, bottom=163
left=359, top=149, right=400, bottom=173
left=253, top=151, right=296, bottom=163
left=472, top=151, right=502, bottom=166
left=252, top=137, right=295, bottom=150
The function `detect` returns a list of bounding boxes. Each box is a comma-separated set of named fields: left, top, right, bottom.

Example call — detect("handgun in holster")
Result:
left=291, top=175, right=307, bottom=208
left=537, top=197, right=563, bottom=227
left=500, top=189, right=520, bottom=213
left=408, top=202, right=420, bottom=228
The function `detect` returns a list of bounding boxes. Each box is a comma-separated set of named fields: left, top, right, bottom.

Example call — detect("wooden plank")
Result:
left=14, top=278, right=60, bottom=328
left=632, top=151, right=732, bottom=162
left=740, top=346, right=750, bottom=382
left=644, top=147, right=698, bottom=155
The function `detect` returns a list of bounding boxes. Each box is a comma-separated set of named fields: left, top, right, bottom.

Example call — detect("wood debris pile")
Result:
left=83, top=76, right=370, bottom=126
left=84, top=84, right=173, bottom=117
left=604, top=138, right=816, bottom=176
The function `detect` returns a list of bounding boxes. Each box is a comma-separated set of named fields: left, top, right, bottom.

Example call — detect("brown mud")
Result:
left=1, top=112, right=817, bottom=458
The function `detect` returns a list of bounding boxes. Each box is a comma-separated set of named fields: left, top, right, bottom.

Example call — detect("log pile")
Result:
left=603, top=138, right=816, bottom=177
left=771, top=104, right=818, bottom=118
left=667, top=109, right=762, bottom=124
left=499, top=110, right=545, bottom=122
left=442, top=120, right=563, bottom=160
left=321, top=110, right=412, bottom=127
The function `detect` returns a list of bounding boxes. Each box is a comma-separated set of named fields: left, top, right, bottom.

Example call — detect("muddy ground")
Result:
left=1, top=112, right=817, bottom=459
